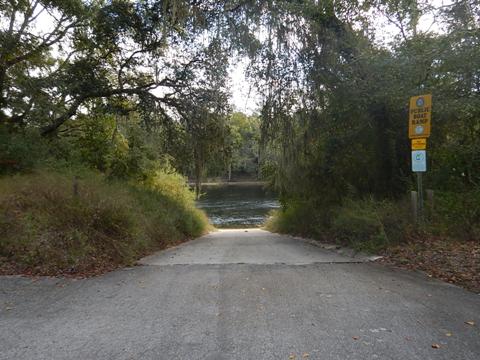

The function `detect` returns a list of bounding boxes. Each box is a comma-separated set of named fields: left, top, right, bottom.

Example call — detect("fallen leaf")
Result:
left=431, top=344, right=441, bottom=349
left=352, top=336, right=359, bottom=340
left=465, top=321, right=475, bottom=326
left=445, top=333, right=452, bottom=337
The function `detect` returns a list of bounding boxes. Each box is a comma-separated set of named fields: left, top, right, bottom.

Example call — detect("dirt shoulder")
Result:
left=377, top=236, right=480, bottom=293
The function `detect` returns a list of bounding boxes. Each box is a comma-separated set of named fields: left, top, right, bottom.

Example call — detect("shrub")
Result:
left=434, top=190, right=480, bottom=241
left=267, top=187, right=480, bottom=253
left=267, top=196, right=413, bottom=253
left=0, top=128, right=50, bottom=174
left=331, top=199, right=389, bottom=252
left=133, top=169, right=210, bottom=243
left=374, top=198, right=413, bottom=244
left=265, top=199, right=327, bottom=237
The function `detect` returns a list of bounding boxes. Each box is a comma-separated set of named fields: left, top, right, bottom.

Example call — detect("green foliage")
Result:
left=227, top=112, right=260, bottom=177
left=268, top=197, right=414, bottom=253
left=257, top=0, right=480, bottom=246
left=72, top=114, right=121, bottom=172
left=434, top=190, right=480, bottom=240
left=0, top=170, right=208, bottom=274
left=200, top=111, right=261, bottom=181
left=2, top=0, right=479, bottom=258
left=330, top=199, right=413, bottom=252
left=1, top=112, right=176, bottom=181
left=0, top=0, right=234, bottom=141
left=0, top=128, right=50, bottom=173
left=331, top=202, right=388, bottom=253
left=265, top=200, right=325, bottom=238
left=1, top=99, right=211, bottom=275
left=141, top=168, right=209, bottom=236
left=188, top=109, right=230, bottom=186
left=268, top=189, right=480, bottom=253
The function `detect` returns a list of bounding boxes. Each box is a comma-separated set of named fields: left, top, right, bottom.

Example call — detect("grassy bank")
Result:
left=0, top=170, right=209, bottom=276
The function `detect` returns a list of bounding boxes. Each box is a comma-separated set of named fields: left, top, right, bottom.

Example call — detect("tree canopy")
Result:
left=1, top=0, right=479, bottom=205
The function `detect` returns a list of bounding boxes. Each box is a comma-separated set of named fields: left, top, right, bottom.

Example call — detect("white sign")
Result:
left=412, top=150, right=427, bottom=172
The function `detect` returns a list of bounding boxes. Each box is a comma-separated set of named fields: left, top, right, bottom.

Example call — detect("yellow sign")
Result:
left=409, top=94, right=432, bottom=138
left=411, top=138, right=427, bottom=150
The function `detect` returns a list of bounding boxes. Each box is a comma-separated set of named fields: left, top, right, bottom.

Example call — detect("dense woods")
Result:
left=0, top=0, right=479, bottom=275
left=255, top=0, right=480, bottom=251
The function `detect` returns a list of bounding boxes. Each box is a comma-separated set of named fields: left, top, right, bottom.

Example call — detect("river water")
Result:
left=196, top=183, right=280, bottom=228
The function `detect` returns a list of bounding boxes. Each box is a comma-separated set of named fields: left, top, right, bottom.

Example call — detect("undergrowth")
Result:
left=266, top=192, right=478, bottom=253
left=0, top=170, right=209, bottom=275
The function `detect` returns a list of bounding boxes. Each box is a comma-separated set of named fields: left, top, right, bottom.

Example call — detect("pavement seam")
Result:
left=137, top=261, right=368, bottom=267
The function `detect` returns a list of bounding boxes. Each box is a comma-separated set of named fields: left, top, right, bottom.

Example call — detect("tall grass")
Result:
left=0, top=170, right=209, bottom=275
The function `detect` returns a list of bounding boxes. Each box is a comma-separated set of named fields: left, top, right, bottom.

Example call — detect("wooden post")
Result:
left=411, top=190, right=418, bottom=224
left=417, top=172, right=424, bottom=225
left=426, top=189, right=434, bottom=220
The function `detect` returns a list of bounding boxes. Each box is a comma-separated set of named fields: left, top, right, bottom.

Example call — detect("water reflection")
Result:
left=196, top=184, right=279, bottom=228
